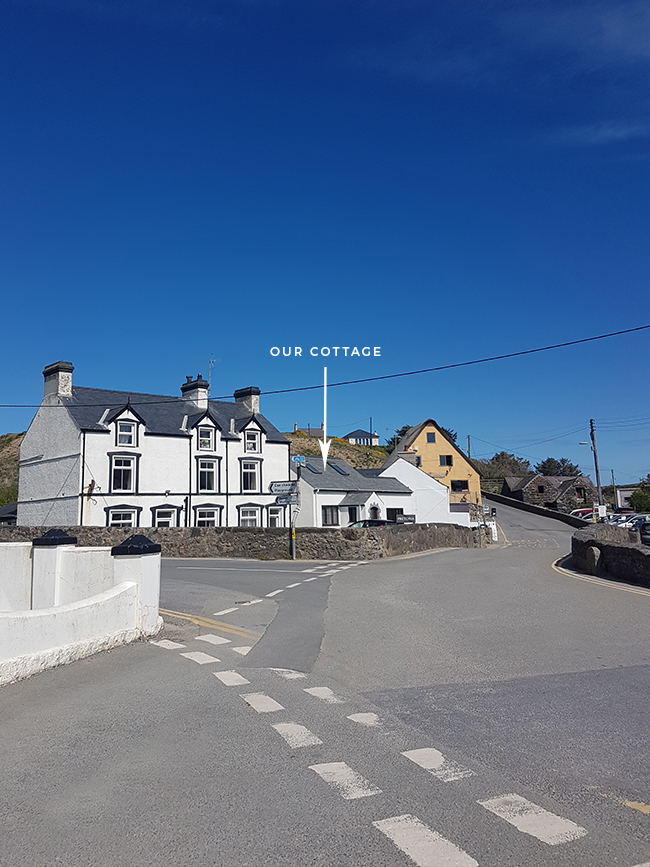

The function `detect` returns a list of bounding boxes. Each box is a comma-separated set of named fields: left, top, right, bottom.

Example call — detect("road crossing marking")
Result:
left=478, top=794, right=588, bottom=845
left=286, top=582, right=302, bottom=588
left=214, top=607, right=238, bottom=616
left=180, top=651, right=221, bottom=664
left=309, top=762, right=381, bottom=799
left=213, top=670, right=250, bottom=686
left=304, top=686, right=345, bottom=704
left=272, top=722, right=323, bottom=748
left=270, top=668, right=307, bottom=679
left=232, top=646, right=252, bottom=655
left=402, top=747, right=474, bottom=782
left=265, top=589, right=284, bottom=597
left=303, top=576, right=319, bottom=582
left=241, top=692, right=284, bottom=713
left=347, top=712, right=381, bottom=726
left=195, top=634, right=231, bottom=645
left=150, top=639, right=186, bottom=649
left=373, top=814, right=478, bottom=867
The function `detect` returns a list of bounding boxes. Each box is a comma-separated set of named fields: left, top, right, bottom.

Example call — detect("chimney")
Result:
left=233, top=386, right=260, bottom=415
left=229, top=417, right=236, bottom=435
left=181, top=374, right=209, bottom=410
left=43, top=361, right=74, bottom=400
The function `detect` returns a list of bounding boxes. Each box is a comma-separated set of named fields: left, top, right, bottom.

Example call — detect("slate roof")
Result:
left=60, top=386, right=288, bottom=443
left=385, top=419, right=480, bottom=475
left=299, top=457, right=410, bottom=494
left=503, top=476, right=534, bottom=492
left=344, top=429, right=375, bottom=439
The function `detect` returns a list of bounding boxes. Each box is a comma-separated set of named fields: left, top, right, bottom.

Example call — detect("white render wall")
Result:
left=18, top=404, right=82, bottom=526
left=0, top=541, right=162, bottom=685
left=378, top=458, right=469, bottom=527
left=294, top=483, right=412, bottom=528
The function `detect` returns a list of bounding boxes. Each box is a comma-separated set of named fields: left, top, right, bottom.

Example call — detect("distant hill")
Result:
left=0, top=432, right=24, bottom=506
left=283, top=432, right=387, bottom=469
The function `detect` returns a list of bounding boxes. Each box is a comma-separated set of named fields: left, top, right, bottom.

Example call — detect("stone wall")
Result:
left=571, top=524, right=650, bottom=588
left=483, top=492, right=588, bottom=528
left=0, top=522, right=489, bottom=561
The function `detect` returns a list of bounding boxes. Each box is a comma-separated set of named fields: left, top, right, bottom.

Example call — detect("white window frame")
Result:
left=244, top=430, right=260, bottom=453
left=196, top=508, right=218, bottom=527
left=154, top=509, right=176, bottom=528
left=241, top=460, right=260, bottom=493
left=198, top=459, right=217, bottom=493
left=117, top=421, right=136, bottom=446
left=111, top=456, right=135, bottom=492
left=108, top=510, right=136, bottom=528
left=198, top=426, right=214, bottom=450
left=268, top=506, right=283, bottom=528
left=239, top=507, right=260, bottom=528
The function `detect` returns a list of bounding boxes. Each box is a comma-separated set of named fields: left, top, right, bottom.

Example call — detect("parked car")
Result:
left=348, top=519, right=397, bottom=528
left=570, top=508, right=594, bottom=519
left=639, top=522, right=650, bottom=546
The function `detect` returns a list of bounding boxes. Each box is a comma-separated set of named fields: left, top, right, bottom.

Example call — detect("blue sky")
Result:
left=1, top=0, right=648, bottom=484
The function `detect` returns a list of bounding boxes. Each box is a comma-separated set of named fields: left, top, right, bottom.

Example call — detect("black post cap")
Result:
left=111, top=534, right=161, bottom=556
left=33, top=528, right=78, bottom=547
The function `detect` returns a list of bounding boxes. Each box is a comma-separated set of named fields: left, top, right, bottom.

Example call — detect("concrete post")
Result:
left=31, top=529, right=77, bottom=610
left=111, top=535, right=162, bottom=636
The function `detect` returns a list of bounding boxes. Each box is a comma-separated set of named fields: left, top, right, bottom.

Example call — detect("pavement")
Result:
left=2, top=504, right=650, bottom=866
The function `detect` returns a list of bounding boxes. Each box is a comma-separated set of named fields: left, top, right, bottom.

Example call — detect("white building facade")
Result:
left=18, top=362, right=291, bottom=529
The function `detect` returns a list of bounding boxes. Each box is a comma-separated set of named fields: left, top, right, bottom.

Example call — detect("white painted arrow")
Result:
left=318, top=366, right=331, bottom=471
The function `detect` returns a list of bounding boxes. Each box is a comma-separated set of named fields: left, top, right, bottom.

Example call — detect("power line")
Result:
left=0, top=323, right=648, bottom=408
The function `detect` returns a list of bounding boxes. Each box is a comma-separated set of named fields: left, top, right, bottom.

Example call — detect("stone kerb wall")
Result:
left=571, top=524, right=650, bottom=588
left=0, top=522, right=488, bottom=560
left=483, top=492, right=588, bottom=528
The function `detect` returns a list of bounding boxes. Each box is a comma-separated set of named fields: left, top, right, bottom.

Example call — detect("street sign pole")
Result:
left=289, top=459, right=303, bottom=560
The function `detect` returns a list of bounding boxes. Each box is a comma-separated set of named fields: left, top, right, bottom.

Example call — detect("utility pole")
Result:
left=590, top=418, right=604, bottom=506
left=467, top=435, right=471, bottom=459
left=611, top=468, right=617, bottom=510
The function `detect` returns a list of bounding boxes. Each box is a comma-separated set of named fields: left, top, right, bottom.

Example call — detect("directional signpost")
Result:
left=269, top=481, right=297, bottom=495
left=288, top=457, right=305, bottom=559
left=292, top=455, right=306, bottom=463
left=276, top=494, right=298, bottom=506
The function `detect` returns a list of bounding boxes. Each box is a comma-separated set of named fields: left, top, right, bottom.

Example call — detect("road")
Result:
left=2, top=504, right=650, bottom=866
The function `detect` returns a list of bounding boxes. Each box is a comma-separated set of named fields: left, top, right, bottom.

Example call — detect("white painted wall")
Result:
left=378, top=458, right=470, bottom=526
left=0, top=542, right=162, bottom=685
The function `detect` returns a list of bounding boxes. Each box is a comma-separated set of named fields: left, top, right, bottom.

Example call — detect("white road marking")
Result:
left=240, top=599, right=262, bottom=606
left=214, top=607, right=238, bottom=616
left=231, top=646, right=252, bottom=655
left=150, top=639, right=186, bottom=649
left=326, top=563, right=339, bottom=567
left=265, top=589, right=284, bottom=597
left=272, top=722, right=322, bottom=748
left=320, top=570, right=339, bottom=576
left=309, top=762, right=381, bottom=799
left=180, top=651, right=221, bottom=664
left=195, top=634, right=231, bottom=645
left=286, top=582, right=302, bottom=588
left=270, top=667, right=307, bottom=679
left=373, top=814, right=478, bottom=867
left=241, top=692, right=284, bottom=713
left=348, top=712, right=381, bottom=726
left=402, top=747, right=474, bottom=782
left=213, top=670, right=250, bottom=686
left=478, top=794, right=588, bottom=845
left=178, top=566, right=304, bottom=573
left=304, top=686, right=345, bottom=704
left=303, top=576, right=319, bottom=582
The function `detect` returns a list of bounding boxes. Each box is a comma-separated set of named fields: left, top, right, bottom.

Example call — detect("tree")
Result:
left=473, top=451, right=531, bottom=479
left=439, top=427, right=457, bottom=443
left=385, top=424, right=411, bottom=451
left=534, top=457, right=581, bottom=476
left=630, top=489, right=650, bottom=513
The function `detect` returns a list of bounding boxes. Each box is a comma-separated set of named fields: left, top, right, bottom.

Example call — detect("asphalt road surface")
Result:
left=2, top=504, right=650, bottom=866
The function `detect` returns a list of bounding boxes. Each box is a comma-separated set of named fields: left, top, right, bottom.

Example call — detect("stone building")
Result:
left=501, top=474, right=597, bottom=511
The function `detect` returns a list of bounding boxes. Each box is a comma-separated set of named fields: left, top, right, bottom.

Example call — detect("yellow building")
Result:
left=384, top=419, right=481, bottom=506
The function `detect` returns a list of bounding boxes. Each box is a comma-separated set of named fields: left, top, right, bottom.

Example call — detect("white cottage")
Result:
left=18, top=362, right=291, bottom=529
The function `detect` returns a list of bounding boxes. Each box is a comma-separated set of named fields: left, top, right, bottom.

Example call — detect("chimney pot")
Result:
left=181, top=373, right=209, bottom=410
left=233, top=386, right=261, bottom=415
left=43, top=361, right=74, bottom=400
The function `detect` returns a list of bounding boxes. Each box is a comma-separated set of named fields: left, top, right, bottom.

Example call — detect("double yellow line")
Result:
left=159, top=608, right=261, bottom=640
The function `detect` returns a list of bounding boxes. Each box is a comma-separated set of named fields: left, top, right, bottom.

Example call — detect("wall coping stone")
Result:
left=32, top=528, right=78, bottom=547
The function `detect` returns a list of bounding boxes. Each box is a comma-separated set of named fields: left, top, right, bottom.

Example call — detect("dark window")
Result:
left=538, top=485, right=545, bottom=493
left=109, top=510, right=134, bottom=527
left=347, top=506, right=358, bottom=524
left=199, top=460, right=216, bottom=492
left=426, top=432, right=436, bottom=443
left=415, top=456, right=422, bottom=468
left=369, top=506, right=380, bottom=519
left=450, top=480, right=469, bottom=492
left=154, top=509, right=175, bottom=527
left=242, top=461, right=259, bottom=492
left=440, top=455, right=453, bottom=467
left=576, top=487, right=585, bottom=499
left=331, top=463, right=349, bottom=476
left=322, top=506, right=339, bottom=526
left=387, top=508, right=404, bottom=522
left=112, top=457, right=133, bottom=491
left=196, top=509, right=217, bottom=527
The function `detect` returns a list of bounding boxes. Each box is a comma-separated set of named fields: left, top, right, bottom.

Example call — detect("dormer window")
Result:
left=198, top=426, right=214, bottom=450
left=118, top=422, right=135, bottom=446
left=245, top=430, right=260, bottom=453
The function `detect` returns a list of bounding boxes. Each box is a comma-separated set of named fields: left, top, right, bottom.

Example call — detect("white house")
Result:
left=18, top=362, right=292, bottom=529
left=343, top=429, right=379, bottom=446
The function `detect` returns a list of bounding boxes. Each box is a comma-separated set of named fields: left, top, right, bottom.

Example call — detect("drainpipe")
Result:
left=79, top=430, right=86, bottom=525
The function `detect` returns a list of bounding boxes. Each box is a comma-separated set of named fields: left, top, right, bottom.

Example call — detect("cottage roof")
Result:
left=61, top=386, right=288, bottom=443
left=503, top=475, right=536, bottom=492
left=299, top=457, right=410, bottom=493
left=344, top=429, right=374, bottom=439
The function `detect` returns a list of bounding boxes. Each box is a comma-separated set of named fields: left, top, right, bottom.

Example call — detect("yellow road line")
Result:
left=551, top=557, right=650, bottom=598
left=159, top=608, right=262, bottom=639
